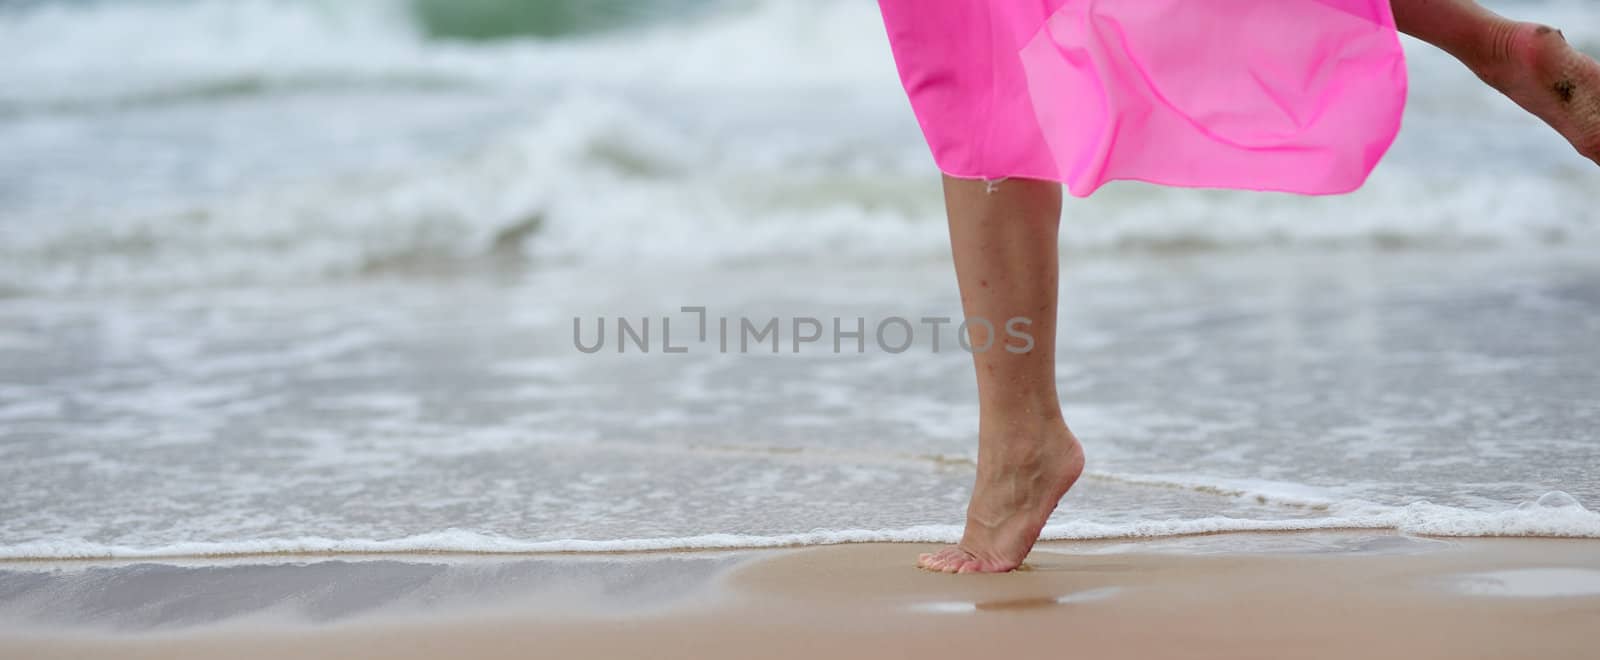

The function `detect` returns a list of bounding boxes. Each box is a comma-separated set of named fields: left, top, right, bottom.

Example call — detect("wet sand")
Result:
left=2, top=533, right=1598, bottom=660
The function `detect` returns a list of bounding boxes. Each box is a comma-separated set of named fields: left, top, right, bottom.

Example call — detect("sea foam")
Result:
left=2, top=494, right=1593, bottom=561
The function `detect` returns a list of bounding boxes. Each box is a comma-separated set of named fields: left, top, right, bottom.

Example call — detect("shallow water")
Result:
left=1, top=251, right=1596, bottom=557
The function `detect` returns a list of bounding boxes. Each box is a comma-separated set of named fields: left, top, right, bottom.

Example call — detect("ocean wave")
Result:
left=1, top=0, right=1598, bottom=297
left=3, top=92, right=1598, bottom=297
left=0, top=0, right=887, bottom=111
left=0, top=0, right=425, bottom=111
left=0, top=72, right=480, bottom=118
left=2, top=493, right=1592, bottom=561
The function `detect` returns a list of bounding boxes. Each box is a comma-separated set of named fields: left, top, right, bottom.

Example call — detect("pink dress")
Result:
left=878, top=0, right=1408, bottom=197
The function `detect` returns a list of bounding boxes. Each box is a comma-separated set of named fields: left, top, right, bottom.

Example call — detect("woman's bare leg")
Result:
left=915, top=1, right=1593, bottom=576
left=1393, top=0, right=1600, bottom=165
left=917, top=176, right=1085, bottom=574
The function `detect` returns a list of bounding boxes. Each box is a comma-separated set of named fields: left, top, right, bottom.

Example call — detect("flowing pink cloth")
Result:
left=878, top=0, right=1408, bottom=197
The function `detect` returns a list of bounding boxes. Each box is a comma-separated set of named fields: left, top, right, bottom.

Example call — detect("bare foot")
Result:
left=918, top=421, right=1085, bottom=574
left=1470, top=22, right=1600, bottom=165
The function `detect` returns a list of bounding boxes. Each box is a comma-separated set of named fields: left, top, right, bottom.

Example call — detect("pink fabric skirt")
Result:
left=878, top=0, right=1408, bottom=197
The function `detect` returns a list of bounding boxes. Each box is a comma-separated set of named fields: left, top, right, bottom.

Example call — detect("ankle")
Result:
left=976, top=412, right=1075, bottom=458
left=978, top=400, right=1064, bottom=433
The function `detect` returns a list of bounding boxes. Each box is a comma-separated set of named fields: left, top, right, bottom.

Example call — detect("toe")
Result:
left=920, top=546, right=1005, bottom=574
left=945, top=550, right=979, bottom=573
left=933, top=549, right=966, bottom=573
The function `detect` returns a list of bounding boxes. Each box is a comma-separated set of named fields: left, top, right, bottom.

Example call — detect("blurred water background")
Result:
left=0, top=0, right=1597, bottom=558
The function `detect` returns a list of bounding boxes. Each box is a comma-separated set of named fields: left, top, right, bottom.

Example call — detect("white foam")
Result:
left=2, top=493, right=1594, bottom=561
left=0, top=527, right=961, bottom=560
left=0, top=0, right=425, bottom=110
left=1387, top=493, right=1600, bottom=537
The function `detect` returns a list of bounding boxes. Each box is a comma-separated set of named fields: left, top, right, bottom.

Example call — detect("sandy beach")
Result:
left=4, top=533, right=1598, bottom=659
